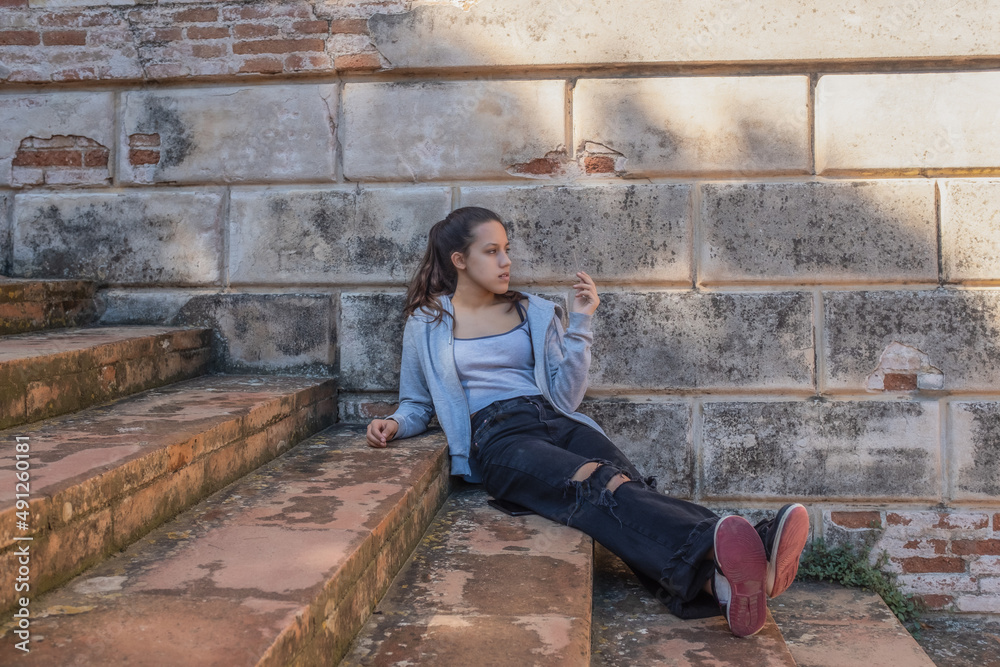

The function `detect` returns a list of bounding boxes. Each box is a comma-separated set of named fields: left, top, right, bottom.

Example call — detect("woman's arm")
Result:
left=383, top=316, right=434, bottom=439
left=546, top=309, right=595, bottom=413
left=546, top=271, right=600, bottom=412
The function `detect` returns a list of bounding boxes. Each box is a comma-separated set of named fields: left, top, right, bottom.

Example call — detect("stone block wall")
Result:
left=4, top=0, right=1000, bottom=611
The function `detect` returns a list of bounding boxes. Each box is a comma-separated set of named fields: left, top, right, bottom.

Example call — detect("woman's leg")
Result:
left=472, top=395, right=721, bottom=619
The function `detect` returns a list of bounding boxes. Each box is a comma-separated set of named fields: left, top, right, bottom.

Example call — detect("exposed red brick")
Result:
left=830, top=511, right=882, bottom=529
left=42, top=30, right=87, bottom=46
left=238, top=57, right=284, bottom=74
left=903, top=539, right=920, bottom=549
left=129, top=149, right=159, bottom=166
left=13, top=149, right=81, bottom=168
left=929, top=538, right=947, bottom=554
left=334, top=52, right=382, bottom=70
left=233, top=38, right=325, bottom=55
left=920, top=594, right=954, bottom=610
left=191, top=44, right=226, bottom=59
left=83, top=148, right=110, bottom=167
left=186, top=26, right=230, bottom=40
left=994, top=513, right=1000, bottom=531
left=284, top=53, right=332, bottom=71
left=234, top=24, right=281, bottom=39
left=952, top=539, right=1000, bottom=556
left=900, top=556, right=966, bottom=574
left=883, top=373, right=918, bottom=390
left=293, top=20, right=330, bottom=34
left=935, top=513, right=989, bottom=530
left=129, top=133, right=161, bottom=148
left=511, top=157, right=561, bottom=175
left=583, top=155, right=616, bottom=173
left=330, top=19, right=370, bottom=34
left=0, top=0, right=29, bottom=7
left=173, top=8, right=218, bottom=23
left=886, top=512, right=912, bottom=526
left=0, top=30, right=40, bottom=46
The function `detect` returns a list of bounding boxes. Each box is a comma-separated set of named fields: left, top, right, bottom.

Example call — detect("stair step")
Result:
left=770, top=580, right=936, bottom=666
left=591, top=543, right=796, bottom=666
left=1, top=325, right=213, bottom=429
left=0, top=374, right=335, bottom=614
left=342, top=488, right=594, bottom=666
left=0, top=277, right=98, bottom=335
left=0, top=425, right=450, bottom=664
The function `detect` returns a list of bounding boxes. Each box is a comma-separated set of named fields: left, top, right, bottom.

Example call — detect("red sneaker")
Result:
left=712, top=515, right=768, bottom=638
left=758, top=503, right=810, bottom=599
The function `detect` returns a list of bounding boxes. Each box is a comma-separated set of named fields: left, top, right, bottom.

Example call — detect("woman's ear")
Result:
left=451, top=250, right=466, bottom=271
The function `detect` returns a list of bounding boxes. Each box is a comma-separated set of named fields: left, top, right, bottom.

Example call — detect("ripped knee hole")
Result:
left=569, top=462, right=631, bottom=492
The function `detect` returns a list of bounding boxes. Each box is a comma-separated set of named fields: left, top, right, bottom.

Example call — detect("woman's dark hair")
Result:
left=403, top=206, right=525, bottom=325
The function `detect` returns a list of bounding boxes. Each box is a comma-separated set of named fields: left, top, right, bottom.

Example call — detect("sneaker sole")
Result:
left=714, top=515, right=768, bottom=637
left=766, top=503, right=810, bottom=599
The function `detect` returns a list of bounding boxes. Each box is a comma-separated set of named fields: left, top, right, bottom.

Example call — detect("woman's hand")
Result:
left=367, top=418, right=399, bottom=448
left=571, top=270, right=600, bottom=316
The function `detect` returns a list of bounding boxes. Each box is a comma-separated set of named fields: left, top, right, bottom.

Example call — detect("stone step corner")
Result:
left=0, top=277, right=99, bottom=335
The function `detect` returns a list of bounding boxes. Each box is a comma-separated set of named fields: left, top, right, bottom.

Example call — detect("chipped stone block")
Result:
left=824, top=291, right=1000, bottom=392
left=12, top=190, right=223, bottom=284
left=590, top=291, right=813, bottom=390
left=950, top=402, right=1000, bottom=501
left=866, top=342, right=943, bottom=392
left=581, top=398, right=692, bottom=497
left=816, top=72, right=1000, bottom=173
left=701, top=180, right=937, bottom=283
left=573, top=77, right=809, bottom=176
left=169, top=293, right=337, bottom=374
left=459, top=184, right=692, bottom=284
left=0, top=93, right=114, bottom=187
left=369, top=0, right=1000, bottom=68
left=119, top=85, right=337, bottom=184
left=342, top=80, right=565, bottom=181
left=702, top=401, right=940, bottom=499
left=941, top=179, right=1000, bottom=282
left=229, top=186, right=451, bottom=284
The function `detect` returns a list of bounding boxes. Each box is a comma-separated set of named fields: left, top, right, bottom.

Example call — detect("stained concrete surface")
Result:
left=916, top=614, right=1000, bottom=667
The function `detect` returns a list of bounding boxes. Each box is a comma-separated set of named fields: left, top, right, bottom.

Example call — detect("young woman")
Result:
left=366, top=206, right=809, bottom=638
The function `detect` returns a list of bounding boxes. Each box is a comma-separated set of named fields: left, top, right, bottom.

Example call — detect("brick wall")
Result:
left=4, top=0, right=1000, bottom=612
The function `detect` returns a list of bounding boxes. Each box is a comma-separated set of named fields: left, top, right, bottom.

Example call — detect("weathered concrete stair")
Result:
left=0, top=374, right=337, bottom=614
left=771, top=580, right=936, bottom=666
left=343, top=494, right=940, bottom=666
left=0, top=277, right=98, bottom=335
left=0, top=426, right=449, bottom=664
left=1, top=324, right=214, bottom=430
left=343, top=487, right=595, bottom=665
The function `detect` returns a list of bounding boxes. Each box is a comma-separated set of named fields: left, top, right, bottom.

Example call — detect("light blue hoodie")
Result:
left=386, top=291, right=608, bottom=483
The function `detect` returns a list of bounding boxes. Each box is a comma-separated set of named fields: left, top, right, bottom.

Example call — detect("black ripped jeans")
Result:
left=471, top=394, right=722, bottom=619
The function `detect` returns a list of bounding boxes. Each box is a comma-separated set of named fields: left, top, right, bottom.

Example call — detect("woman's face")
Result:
left=454, top=220, right=512, bottom=293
